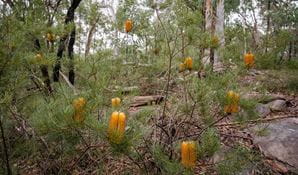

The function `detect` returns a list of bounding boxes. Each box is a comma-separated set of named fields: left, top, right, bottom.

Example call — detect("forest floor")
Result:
left=16, top=63, right=298, bottom=175
left=126, top=68, right=298, bottom=174
left=205, top=69, right=298, bottom=174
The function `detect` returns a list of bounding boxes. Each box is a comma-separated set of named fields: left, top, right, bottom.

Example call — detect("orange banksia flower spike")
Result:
left=184, top=57, right=193, bottom=70
left=181, top=141, right=197, bottom=168
left=35, top=53, right=43, bottom=61
left=72, top=97, right=87, bottom=123
left=108, top=111, right=126, bottom=144
left=224, top=91, right=240, bottom=114
left=111, top=97, right=121, bottom=107
left=124, top=19, right=133, bottom=33
left=179, top=63, right=186, bottom=72
left=46, top=32, right=55, bottom=42
left=244, top=52, right=255, bottom=68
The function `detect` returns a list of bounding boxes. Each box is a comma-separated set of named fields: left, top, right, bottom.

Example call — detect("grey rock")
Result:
left=255, top=103, right=271, bottom=117
left=268, top=100, right=287, bottom=111
left=251, top=118, right=298, bottom=172
left=211, top=145, right=230, bottom=164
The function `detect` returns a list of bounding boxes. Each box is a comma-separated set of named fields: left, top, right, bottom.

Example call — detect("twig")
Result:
left=189, top=101, right=197, bottom=118
left=155, top=123, right=170, bottom=139
left=8, top=106, right=51, bottom=157
left=133, top=146, right=149, bottom=175
left=155, top=9, right=175, bottom=144
left=125, top=153, right=143, bottom=173
left=178, top=113, right=230, bottom=140
left=69, top=145, right=92, bottom=170
left=156, top=9, right=173, bottom=120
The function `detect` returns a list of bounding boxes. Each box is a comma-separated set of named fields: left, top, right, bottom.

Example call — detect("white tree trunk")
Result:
left=214, top=0, right=224, bottom=67
left=202, top=0, right=213, bottom=65
left=85, top=17, right=99, bottom=57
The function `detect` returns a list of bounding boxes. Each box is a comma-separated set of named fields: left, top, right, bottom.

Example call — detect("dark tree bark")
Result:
left=0, top=116, right=11, bottom=175
left=53, top=0, right=82, bottom=83
left=288, top=41, right=292, bottom=60
left=265, top=0, right=271, bottom=53
left=34, top=39, right=53, bottom=94
left=210, top=48, right=214, bottom=69
left=200, top=0, right=206, bottom=62
left=68, top=29, right=76, bottom=84
left=202, top=0, right=206, bottom=31
left=2, top=0, right=14, bottom=8
left=294, top=40, right=297, bottom=58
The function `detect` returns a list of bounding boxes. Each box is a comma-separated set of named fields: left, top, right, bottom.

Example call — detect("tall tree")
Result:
left=202, top=0, right=214, bottom=66
left=265, top=0, right=271, bottom=53
left=202, top=0, right=225, bottom=71
left=214, top=0, right=225, bottom=70
left=53, top=0, right=82, bottom=84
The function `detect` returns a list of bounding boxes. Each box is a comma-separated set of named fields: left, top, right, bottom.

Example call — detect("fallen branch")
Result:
left=59, top=71, right=78, bottom=95
left=130, top=95, right=164, bottom=107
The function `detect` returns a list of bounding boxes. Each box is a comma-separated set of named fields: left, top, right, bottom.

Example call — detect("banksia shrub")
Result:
left=224, top=91, right=240, bottom=114
left=111, top=97, right=121, bottom=107
left=124, top=19, right=133, bottom=33
left=108, top=111, right=126, bottom=144
left=244, top=52, right=255, bottom=68
left=181, top=141, right=197, bottom=168
left=72, top=97, right=87, bottom=123
left=183, top=57, right=193, bottom=70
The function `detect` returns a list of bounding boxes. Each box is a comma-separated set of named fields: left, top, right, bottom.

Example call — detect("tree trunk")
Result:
left=202, top=0, right=213, bottom=66
left=199, top=0, right=205, bottom=65
left=68, top=28, right=76, bottom=85
left=0, top=116, right=11, bottom=175
left=288, top=41, right=292, bottom=60
left=265, top=0, right=271, bottom=53
left=34, top=39, right=52, bottom=94
left=53, top=0, right=82, bottom=82
left=251, top=2, right=259, bottom=50
left=214, top=0, right=224, bottom=69
left=85, top=17, right=99, bottom=57
left=294, top=40, right=297, bottom=59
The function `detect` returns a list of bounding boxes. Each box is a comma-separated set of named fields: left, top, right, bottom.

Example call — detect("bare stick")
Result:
left=178, top=113, right=230, bottom=140
left=155, top=9, right=175, bottom=144
left=59, top=71, right=78, bottom=95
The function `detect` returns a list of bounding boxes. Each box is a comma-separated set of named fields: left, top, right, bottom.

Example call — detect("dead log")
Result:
left=130, top=95, right=164, bottom=107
